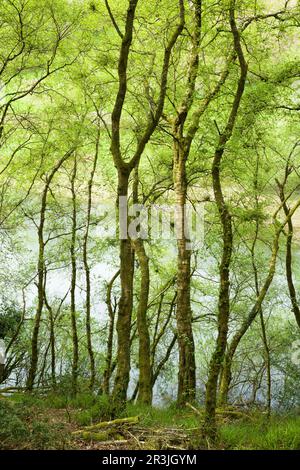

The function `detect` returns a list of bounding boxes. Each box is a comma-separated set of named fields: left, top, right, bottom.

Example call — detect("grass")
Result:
left=219, top=415, right=300, bottom=450
left=2, top=392, right=300, bottom=450
left=123, top=402, right=199, bottom=429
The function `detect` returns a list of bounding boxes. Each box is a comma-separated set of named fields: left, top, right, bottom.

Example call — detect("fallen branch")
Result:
left=186, top=402, right=202, bottom=416
left=73, top=416, right=139, bottom=436
left=186, top=402, right=253, bottom=421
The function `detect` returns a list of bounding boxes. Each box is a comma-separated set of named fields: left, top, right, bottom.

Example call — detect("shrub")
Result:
left=0, top=398, right=70, bottom=449
left=0, top=400, right=27, bottom=449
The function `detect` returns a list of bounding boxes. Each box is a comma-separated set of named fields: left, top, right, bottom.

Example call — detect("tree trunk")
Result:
left=204, top=1, right=248, bottom=437
left=43, top=271, right=56, bottom=389
left=112, top=169, right=135, bottom=402
left=131, top=166, right=152, bottom=405
left=134, top=238, right=152, bottom=404
left=259, top=308, right=271, bottom=417
left=102, top=269, right=120, bottom=395
left=277, top=176, right=300, bottom=328
left=26, top=149, right=73, bottom=390
left=110, top=0, right=184, bottom=403
left=70, top=156, right=79, bottom=395
left=173, top=144, right=196, bottom=405
left=204, top=158, right=232, bottom=434
left=26, top=207, right=45, bottom=390
left=218, top=232, right=281, bottom=407
left=83, top=129, right=100, bottom=390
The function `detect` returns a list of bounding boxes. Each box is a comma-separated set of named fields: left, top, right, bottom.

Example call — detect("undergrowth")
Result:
left=2, top=392, right=300, bottom=450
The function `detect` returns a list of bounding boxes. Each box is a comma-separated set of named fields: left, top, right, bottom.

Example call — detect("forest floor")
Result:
left=1, top=392, right=300, bottom=450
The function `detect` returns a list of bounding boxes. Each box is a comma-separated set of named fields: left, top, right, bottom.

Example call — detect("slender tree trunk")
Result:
left=152, top=334, right=178, bottom=386
left=43, top=271, right=56, bottom=389
left=133, top=238, right=152, bottom=404
left=254, top=163, right=271, bottom=416
left=26, top=205, right=45, bottom=390
left=110, top=0, right=184, bottom=403
left=70, top=156, right=79, bottom=395
left=219, top=155, right=260, bottom=406
left=204, top=154, right=233, bottom=433
left=110, top=1, right=139, bottom=403
left=26, top=149, right=73, bottom=390
left=277, top=175, right=300, bottom=328
left=259, top=308, right=271, bottom=416
left=83, top=129, right=100, bottom=389
left=218, top=228, right=285, bottom=408
left=204, top=1, right=248, bottom=437
left=166, top=1, right=201, bottom=405
left=102, top=269, right=120, bottom=395
left=112, top=169, right=135, bottom=402
left=173, top=145, right=196, bottom=405
left=131, top=166, right=152, bottom=405
left=130, top=290, right=177, bottom=402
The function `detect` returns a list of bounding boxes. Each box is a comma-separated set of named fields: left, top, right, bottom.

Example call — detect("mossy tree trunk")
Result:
left=218, top=195, right=300, bottom=408
left=26, top=149, right=74, bottom=391
left=277, top=160, right=300, bottom=329
left=169, top=0, right=202, bottom=405
left=112, top=169, right=134, bottom=403
left=70, top=156, right=79, bottom=395
left=83, top=128, right=100, bottom=390
left=102, top=269, right=120, bottom=395
left=132, top=166, right=152, bottom=405
left=173, top=147, right=196, bottom=405
left=204, top=0, right=248, bottom=437
left=43, top=270, right=56, bottom=389
left=110, top=0, right=185, bottom=403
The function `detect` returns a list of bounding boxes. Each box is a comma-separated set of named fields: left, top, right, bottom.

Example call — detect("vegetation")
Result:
left=0, top=0, right=300, bottom=450
left=1, top=393, right=300, bottom=450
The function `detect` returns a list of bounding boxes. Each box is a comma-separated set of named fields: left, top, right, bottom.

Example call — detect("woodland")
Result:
left=1, top=0, right=300, bottom=451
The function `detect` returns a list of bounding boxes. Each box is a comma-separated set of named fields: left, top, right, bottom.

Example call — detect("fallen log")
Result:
left=73, top=416, right=139, bottom=436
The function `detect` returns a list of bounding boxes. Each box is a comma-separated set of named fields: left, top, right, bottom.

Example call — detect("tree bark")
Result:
left=204, top=0, right=248, bottom=437
left=70, top=156, right=79, bottom=395
left=173, top=147, right=196, bottom=405
left=83, top=129, right=100, bottom=389
left=131, top=166, right=152, bottom=405
left=26, top=149, right=74, bottom=391
left=134, top=238, right=152, bottom=404
left=43, top=269, right=56, bottom=389
left=277, top=167, right=300, bottom=328
left=169, top=0, right=202, bottom=405
left=102, top=269, right=120, bottom=395
left=112, top=169, right=135, bottom=402
left=218, top=201, right=300, bottom=408
left=110, top=0, right=184, bottom=403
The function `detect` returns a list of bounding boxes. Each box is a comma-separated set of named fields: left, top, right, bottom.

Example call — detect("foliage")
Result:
left=0, top=398, right=70, bottom=450
left=220, top=415, right=300, bottom=450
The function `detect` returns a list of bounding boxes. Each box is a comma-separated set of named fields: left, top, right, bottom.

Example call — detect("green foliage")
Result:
left=220, top=415, right=300, bottom=450
left=0, top=398, right=70, bottom=450
left=0, top=400, right=27, bottom=448
left=123, top=402, right=199, bottom=429
left=0, top=0, right=300, bottom=450
left=0, top=302, right=22, bottom=339
left=73, top=395, right=121, bottom=425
